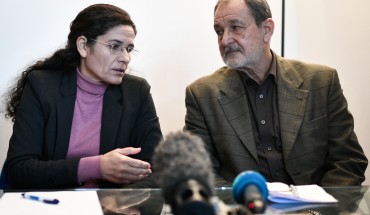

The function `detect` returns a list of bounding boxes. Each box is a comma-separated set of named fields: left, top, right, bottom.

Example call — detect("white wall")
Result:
left=285, top=0, right=370, bottom=185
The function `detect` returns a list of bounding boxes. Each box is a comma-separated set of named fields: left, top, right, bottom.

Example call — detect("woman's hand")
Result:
left=100, top=147, right=151, bottom=184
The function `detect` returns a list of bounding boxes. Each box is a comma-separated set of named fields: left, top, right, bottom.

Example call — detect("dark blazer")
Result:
left=5, top=69, right=162, bottom=189
left=184, top=53, right=368, bottom=186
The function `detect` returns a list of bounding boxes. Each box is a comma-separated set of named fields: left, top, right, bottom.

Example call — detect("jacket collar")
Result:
left=55, top=71, right=77, bottom=159
left=217, top=51, right=308, bottom=161
left=275, top=54, right=308, bottom=158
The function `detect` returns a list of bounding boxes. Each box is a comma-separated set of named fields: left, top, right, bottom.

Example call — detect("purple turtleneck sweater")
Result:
left=66, top=70, right=108, bottom=186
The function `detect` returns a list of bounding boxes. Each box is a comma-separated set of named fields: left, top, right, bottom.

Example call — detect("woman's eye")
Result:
left=111, top=44, right=121, bottom=51
left=126, top=47, right=134, bottom=53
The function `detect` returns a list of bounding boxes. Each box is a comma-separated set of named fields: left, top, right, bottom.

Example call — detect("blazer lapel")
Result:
left=217, top=69, right=258, bottom=162
left=55, top=71, right=77, bottom=159
left=276, top=57, right=309, bottom=158
left=100, top=85, right=123, bottom=154
left=54, top=72, right=123, bottom=157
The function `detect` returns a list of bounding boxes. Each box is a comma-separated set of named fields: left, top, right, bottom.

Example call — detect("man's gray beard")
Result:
left=224, top=58, right=244, bottom=69
left=223, top=55, right=251, bottom=69
left=223, top=47, right=263, bottom=70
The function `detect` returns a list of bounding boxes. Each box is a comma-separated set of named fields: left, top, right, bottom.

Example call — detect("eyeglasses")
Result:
left=89, top=38, right=138, bottom=55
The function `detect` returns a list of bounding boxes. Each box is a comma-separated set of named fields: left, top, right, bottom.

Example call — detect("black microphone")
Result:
left=152, top=131, right=216, bottom=215
left=232, top=171, right=269, bottom=214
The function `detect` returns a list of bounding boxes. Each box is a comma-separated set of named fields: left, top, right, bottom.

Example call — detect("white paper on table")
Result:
left=267, top=183, right=338, bottom=204
left=0, top=190, right=103, bottom=215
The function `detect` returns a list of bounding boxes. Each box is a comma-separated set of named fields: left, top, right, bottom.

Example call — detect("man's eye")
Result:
left=215, top=29, right=223, bottom=37
left=231, top=26, right=241, bottom=31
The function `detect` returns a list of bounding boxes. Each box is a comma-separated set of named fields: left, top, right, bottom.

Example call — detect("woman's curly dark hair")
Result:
left=4, top=4, right=137, bottom=122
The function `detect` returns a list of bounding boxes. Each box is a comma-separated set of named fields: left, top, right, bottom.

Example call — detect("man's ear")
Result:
left=262, top=18, right=274, bottom=43
left=76, top=36, right=88, bottom=57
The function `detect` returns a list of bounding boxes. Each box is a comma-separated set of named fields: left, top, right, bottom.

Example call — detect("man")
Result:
left=184, top=0, right=367, bottom=186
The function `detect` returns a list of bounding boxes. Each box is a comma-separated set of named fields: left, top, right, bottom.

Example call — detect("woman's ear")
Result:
left=76, top=36, right=88, bottom=57
left=262, top=18, right=274, bottom=43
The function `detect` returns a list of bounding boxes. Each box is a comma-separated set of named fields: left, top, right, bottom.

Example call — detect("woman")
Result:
left=3, top=4, right=162, bottom=189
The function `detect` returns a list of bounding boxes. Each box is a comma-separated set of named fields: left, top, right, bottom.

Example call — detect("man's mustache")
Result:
left=224, top=44, right=243, bottom=56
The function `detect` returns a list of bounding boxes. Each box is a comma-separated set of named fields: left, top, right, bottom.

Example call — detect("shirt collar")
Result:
left=238, top=50, right=277, bottom=85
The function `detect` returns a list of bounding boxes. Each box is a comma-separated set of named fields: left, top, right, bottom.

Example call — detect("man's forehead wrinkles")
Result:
left=228, top=18, right=244, bottom=25
left=214, top=17, right=244, bottom=28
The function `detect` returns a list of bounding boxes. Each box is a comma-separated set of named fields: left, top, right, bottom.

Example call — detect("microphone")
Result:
left=232, top=171, right=268, bottom=214
left=153, top=132, right=253, bottom=215
left=152, top=131, right=216, bottom=215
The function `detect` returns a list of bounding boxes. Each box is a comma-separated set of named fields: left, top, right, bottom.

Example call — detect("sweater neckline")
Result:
left=76, top=69, right=108, bottom=95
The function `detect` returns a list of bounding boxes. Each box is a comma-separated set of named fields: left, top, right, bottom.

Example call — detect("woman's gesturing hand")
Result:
left=100, top=147, right=152, bottom=184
